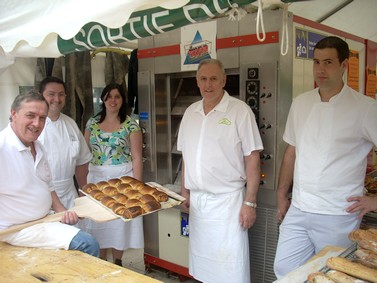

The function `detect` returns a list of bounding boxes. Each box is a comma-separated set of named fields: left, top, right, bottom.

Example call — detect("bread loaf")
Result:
left=355, top=248, right=377, bottom=269
left=123, top=206, right=143, bottom=219
left=129, top=180, right=144, bottom=191
left=326, top=270, right=367, bottom=283
left=349, top=229, right=376, bottom=243
left=307, top=272, right=336, bottom=283
left=141, top=200, right=161, bottom=213
left=326, top=257, right=377, bottom=283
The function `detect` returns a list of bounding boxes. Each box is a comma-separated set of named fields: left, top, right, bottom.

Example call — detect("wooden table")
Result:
left=0, top=242, right=162, bottom=283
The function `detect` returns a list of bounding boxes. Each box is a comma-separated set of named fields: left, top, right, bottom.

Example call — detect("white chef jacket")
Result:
left=284, top=85, right=377, bottom=215
left=39, top=114, right=91, bottom=208
left=0, top=125, right=79, bottom=249
left=177, top=91, right=263, bottom=194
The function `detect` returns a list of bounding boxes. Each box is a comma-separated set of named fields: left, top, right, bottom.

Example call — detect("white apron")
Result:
left=78, top=163, right=144, bottom=250
left=189, top=190, right=250, bottom=283
left=0, top=222, right=79, bottom=250
left=54, top=178, right=77, bottom=209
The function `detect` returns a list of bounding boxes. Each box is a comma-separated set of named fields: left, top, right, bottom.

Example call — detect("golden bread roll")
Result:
left=117, top=183, right=133, bottom=194
left=326, top=257, right=377, bottom=283
left=96, top=181, right=110, bottom=190
left=102, top=185, right=119, bottom=196
left=111, top=203, right=127, bottom=215
left=100, top=196, right=117, bottom=208
left=123, top=206, right=143, bottom=219
left=142, top=200, right=162, bottom=213
left=129, top=180, right=144, bottom=191
left=125, top=198, right=142, bottom=208
left=112, top=193, right=128, bottom=205
left=140, top=185, right=158, bottom=195
left=307, top=272, right=336, bottom=283
left=89, top=189, right=105, bottom=201
left=355, top=248, right=377, bottom=269
left=81, top=183, right=98, bottom=194
left=152, top=190, right=169, bottom=202
left=139, top=194, right=157, bottom=204
left=120, top=175, right=137, bottom=184
left=326, top=270, right=367, bottom=283
left=108, top=178, right=122, bottom=187
left=126, top=189, right=143, bottom=200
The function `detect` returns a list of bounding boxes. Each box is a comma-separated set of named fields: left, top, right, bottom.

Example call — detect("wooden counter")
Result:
left=0, top=242, right=162, bottom=283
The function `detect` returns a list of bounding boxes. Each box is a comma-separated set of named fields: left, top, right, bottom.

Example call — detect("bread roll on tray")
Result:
left=125, top=199, right=142, bottom=208
left=100, top=196, right=117, bottom=208
left=117, top=183, right=133, bottom=194
left=107, top=178, right=122, bottom=187
left=112, top=193, right=128, bottom=205
left=120, top=175, right=137, bottom=184
left=139, top=194, right=157, bottom=204
left=81, top=183, right=98, bottom=194
left=96, top=181, right=110, bottom=190
left=152, top=190, right=169, bottom=202
left=141, top=200, right=161, bottom=213
left=123, top=206, right=143, bottom=219
left=111, top=203, right=127, bottom=215
left=126, top=189, right=143, bottom=200
left=139, top=185, right=158, bottom=195
left=89, top=189, right=105, bottom=201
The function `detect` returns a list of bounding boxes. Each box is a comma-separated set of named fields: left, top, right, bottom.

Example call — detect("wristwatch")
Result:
left=243, top=201, right=257, bottom=208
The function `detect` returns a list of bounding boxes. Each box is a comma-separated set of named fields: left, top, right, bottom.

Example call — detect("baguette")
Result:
left=326, top=270, right=368, bottom=283
left=354, top=248, right=377, bottom=269
left=326, top=257, right=377, bottom=283
left=349, top=229, right=376, bottom=243
left=358, top=239, right=377, bottom=254
left=307, top=272, right=336, bottom=283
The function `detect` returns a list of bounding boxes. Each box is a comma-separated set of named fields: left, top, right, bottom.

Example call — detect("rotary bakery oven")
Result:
left=138, top=9, right=293, bottom=283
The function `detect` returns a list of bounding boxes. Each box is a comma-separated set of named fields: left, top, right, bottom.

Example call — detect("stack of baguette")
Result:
left=307, top=228, right=377, bottom=283
left=81, top=176, right=169, bottom=219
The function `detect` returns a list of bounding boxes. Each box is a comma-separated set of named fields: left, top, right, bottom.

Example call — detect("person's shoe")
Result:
left=114, top=259, right=122, bottom=266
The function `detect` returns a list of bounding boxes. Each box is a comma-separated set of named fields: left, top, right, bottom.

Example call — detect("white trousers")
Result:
left=274, top=205, right=361, bottom=279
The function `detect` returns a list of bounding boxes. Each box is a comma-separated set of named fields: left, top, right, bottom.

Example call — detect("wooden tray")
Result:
left=80, top=182, right=184, bottom=221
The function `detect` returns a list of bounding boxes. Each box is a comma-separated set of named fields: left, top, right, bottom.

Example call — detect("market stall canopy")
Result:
left=1, top=0, right=376, bottom=71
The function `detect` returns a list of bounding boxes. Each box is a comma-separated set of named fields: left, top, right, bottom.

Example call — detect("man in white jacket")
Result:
left=38, top=77, right=92, bottom=209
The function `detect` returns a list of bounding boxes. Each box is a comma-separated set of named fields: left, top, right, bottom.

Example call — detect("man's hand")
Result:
left=347, top=195, right=377, bottom=218
left=60, top=211, right=79, bottom=225
left=240, top=205, right=256, bottom=230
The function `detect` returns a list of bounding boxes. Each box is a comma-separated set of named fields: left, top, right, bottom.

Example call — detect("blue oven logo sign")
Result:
left=183, top=30, right=212, bottom=65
